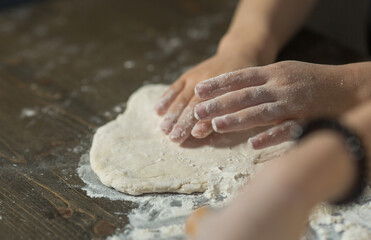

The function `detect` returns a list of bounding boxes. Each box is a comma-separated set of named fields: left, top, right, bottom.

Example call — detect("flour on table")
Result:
left=20, top=108, right=38, bottom=118
left=83, top=84, right=371, bottom=240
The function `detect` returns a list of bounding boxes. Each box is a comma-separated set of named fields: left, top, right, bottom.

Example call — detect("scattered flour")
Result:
left=156, top=37, right=182, bottom=56
left=78, top=153, right=207, bottom=240
left=77, top=84, right=371, bottom=240
left=123, top=60, right=136, bottom=69
left=308, top=191, right=371, bottom=240
left=94, top=68, right=115, bottom=81
left=78, top=151, right=371, bottom=240
left=20, top=108, right=38, bottom=118
left=73, top=10, right=371, bottom=238
left=80, top=85, right=96, bottom=93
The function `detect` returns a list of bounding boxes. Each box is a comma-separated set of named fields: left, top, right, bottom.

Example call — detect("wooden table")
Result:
left=0, top=0, right=364, bottom=239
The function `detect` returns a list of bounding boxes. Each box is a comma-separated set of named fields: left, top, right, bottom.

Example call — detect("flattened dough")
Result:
left=90, top=84, right=290, bottom=195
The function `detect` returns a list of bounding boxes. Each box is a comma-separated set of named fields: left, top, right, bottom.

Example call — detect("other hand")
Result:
left=155, top=53, right=259, bottom=143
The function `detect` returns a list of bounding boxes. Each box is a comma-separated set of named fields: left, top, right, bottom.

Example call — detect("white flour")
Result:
left=20, top=108, right=38, bottom=118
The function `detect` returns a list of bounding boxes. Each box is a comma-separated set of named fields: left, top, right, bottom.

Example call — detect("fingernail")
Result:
left=194, top=104, right=207, bottom=120
left=154, top=102, right=165, bottom=114
left=191, top=123, right=213, bottom=138
left=248, top=136, right=262, bottom=149
left=169, top=127, right=184, bottom=141
left=160, top=117, right=175, bottom=134
left=211, top=117, right=226, bottom=133
left=155, top=90, right=175, bottom=114
left=191, top=124, right=204, bottom=138
left=194, top=84, right=204, bottom=98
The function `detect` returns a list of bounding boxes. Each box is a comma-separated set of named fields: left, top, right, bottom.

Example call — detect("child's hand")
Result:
left=155, top=53, right=259, bottom=143
left=194, top=60, right=361, bottom=148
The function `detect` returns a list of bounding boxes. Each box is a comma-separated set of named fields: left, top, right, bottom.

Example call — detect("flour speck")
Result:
left=123, top=60, right=136, bottom=69
left=20, top=108, right=38, bottom=118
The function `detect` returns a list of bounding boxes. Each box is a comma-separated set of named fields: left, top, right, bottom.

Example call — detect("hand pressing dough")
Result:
left=90, top=84, right=291, bottom=195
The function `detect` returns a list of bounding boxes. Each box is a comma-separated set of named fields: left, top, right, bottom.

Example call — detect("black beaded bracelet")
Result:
left=294, top=118, right=367, bottom=205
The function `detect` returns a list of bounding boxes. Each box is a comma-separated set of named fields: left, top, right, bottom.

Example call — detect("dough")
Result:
left=88, top=84, right=371, bottom=238
left=90, top=84, right=290, bottom=195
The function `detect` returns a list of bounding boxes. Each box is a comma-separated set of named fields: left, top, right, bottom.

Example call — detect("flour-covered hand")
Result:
left=194, top=61, right=361, bottom=147
left=154, top=53, right=259, bottom=143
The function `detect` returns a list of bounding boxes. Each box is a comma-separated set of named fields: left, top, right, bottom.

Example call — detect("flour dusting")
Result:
left=77, top=84, right=371, bottom=240
left=20, top=108, right=38, bottom=118
left=78, top=153, right=208, bottom=240
left=78, top=85, right=371, bottom=240
left=78, top=149, right=371, bottom=240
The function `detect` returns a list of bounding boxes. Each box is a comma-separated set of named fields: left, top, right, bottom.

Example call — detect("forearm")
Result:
left=277, top=131, right=357, bottom=205
left=189, top=102, right=371, bottom=240
left=277, top=100, right=371, bottom=206
left=343, top=61, right=371, bottom=103
left=238, top=100, right=371, bottom=208
left=218, top=0, right=318, bottom=65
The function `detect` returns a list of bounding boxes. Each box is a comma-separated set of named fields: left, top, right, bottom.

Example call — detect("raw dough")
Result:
left=87, top=84, right=371, bottom=239
left=90, top=84, right=290, bottom=195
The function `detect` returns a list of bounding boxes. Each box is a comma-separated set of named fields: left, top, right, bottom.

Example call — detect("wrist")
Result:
left=217, top=30, right=278, bottom=66
left=249, top=155, right=320, bottom=213
left=274, top=131, right=357, bottom=206
left=342, top=62, right=371, bottom=103
left=343, top=101, right=371, bottom=178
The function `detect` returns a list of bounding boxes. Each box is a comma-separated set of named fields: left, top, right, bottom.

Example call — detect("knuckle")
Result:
left=224, top=115, right=238, bottom=125
left=241, top=86, right=269, bottom=101
left=269, top=61, right=293, bottom=76
left=209, top=100, right=222, bottom=112
left=240, top=88, right=253, bottom=101
left=169, top=79, right=185, bottom=91
left=241, top=67, right=256, bottom=77
left=230, top=70, right=245, bottom=84
left=178, top=96, right=189, bottom=103
left=270, top=61, right=287, bottom=74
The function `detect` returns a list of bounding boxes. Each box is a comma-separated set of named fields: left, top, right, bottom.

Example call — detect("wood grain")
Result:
left=0, top=0, right=364, bottom=239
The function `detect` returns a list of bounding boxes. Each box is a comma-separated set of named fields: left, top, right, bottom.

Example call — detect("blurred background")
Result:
left=1, top=0, right=370, bottom=56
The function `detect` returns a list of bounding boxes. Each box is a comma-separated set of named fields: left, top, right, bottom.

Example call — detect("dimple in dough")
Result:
left=90, top=84, right=290, bottom=195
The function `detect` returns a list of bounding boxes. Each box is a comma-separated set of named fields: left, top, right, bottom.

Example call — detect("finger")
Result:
left=160, top=88, right=193, bottom=134
left=211, top=103, right=286, bottom=133
left=155, top=81, right=185, bottom=115
left=169, top=97, right=199, bottom=143
left=194, top=86, right=274, bottom=121
left=194, top=67, right=266, bottom=99
left=191, top=120, right=214, bottom=139
left=248, top=120, right=300, bottom=149
left=185, top=206, right=211, bottom=238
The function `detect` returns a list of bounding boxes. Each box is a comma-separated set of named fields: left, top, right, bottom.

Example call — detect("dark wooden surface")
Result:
left=0, top=0, right=364, bottom=239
